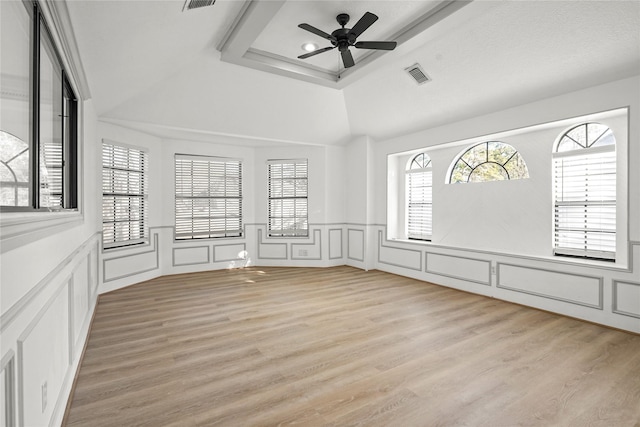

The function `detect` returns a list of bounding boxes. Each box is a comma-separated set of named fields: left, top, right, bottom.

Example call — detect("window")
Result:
left=102, top=142, right=148, bottom=249
left=175, top=155, right=242, bottom=240
left=0, top=1, right=78, bottom=210
left=449, top=141, right=528, bottom=183
left=406, top=153, right=432, bottom=241
left=553, top=122, right=616, bottom=260
left=268, top=159, right=308, bottom=237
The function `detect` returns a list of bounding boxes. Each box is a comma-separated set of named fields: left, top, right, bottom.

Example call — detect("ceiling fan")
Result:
left=297, top=12, right=397, bottom=69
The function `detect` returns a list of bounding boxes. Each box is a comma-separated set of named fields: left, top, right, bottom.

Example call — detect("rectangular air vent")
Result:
left=183, top=0, right=215, bottom=11
left=405, top=63, right=431, bottom=85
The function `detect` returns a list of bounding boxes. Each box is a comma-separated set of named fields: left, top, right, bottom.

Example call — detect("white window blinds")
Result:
left=407, top=169, right=433, bottom=240
left=553, top=145, right=616, bottom=260
left=406, top=153, right=432, bottom=241
left=175, top=155, right=242, bottom=240
left=102, top=142, right=148, bottom=249
left=268, top=159, right=308, bottom=237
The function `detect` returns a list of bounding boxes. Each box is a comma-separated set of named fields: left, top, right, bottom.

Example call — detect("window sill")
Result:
left=0, top=210, right=83, bottom=253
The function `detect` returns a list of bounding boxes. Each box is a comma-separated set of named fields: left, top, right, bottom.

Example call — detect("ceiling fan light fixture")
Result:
left=302, top=42, right=318, bottom=52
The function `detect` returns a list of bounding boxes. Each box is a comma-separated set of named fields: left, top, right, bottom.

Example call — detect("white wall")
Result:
left=98, top=133, right=351, bottom=293
left=372, top=76, right=640, bottom=333
left=387, top=109, right=628, bottom=260
left=1, top=99, right=101, bottom=427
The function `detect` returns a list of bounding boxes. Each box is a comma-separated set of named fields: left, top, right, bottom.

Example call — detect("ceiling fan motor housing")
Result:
left=331, top=28, right=356, bottom=50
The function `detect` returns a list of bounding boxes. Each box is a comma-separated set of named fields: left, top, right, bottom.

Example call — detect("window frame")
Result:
left=174, top=154, right=243, bottom=241
left=552, top=122, right=616, bottom=261
left=0, top=1, right=78, bottom=212
left=267, top=159, right=309, bottom=238
left=448, top=141, right=529, bottom=184
left=101, top=141, right=148, bottom=250
left=406, top=153, right=433, bottom=241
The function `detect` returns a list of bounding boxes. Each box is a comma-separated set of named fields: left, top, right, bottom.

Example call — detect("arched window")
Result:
left=553, top=122, right=616, bottom=260
left=449, top=141, right=529, bottom=183
left=406, top=153, right=432, bottom=240
left=0, top=131, right=29, bottom=206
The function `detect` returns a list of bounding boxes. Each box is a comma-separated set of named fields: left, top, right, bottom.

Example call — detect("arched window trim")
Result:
left=448, top=141, right=529, bottom=184
left=408, top=152, right=432, bottom=171
left=0, top=130, right=30, bottom=206
left=553, top=122, right=615, bottom=153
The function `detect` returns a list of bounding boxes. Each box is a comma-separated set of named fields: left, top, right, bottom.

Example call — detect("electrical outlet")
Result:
left=42, top=381, right=48, bottom=412
left=298, top=249, right=308, bottom=256
left=491, top=266, right=496, bottom=275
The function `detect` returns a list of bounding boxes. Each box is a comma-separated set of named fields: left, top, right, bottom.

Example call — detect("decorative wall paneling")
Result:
left=172, top=246, right=210, bottom=267
left=377, top=230, right=422, bottom=271
left=426, top=253, right=491, bottom=286
left=0, top=234, right=99, bottom=427
left=98, top=225, right=349, bottom=293
left=291, top=229, right=322, bottom=260
left=18, top=284, right=69, bottom=427
left=213, top=243, right=247, bottom=263
left=102, top=232, right=160, bottom=282
left=95, top=224, right=639, bottom=333
left=374, top=228, right=640, bottom=333
left=1, top=351, right=15, bottom=427
left=612, top=280, right=640, bottom=319
left=347, top=228, right=365, bottom=262
left=256, top=228, right=288, bottom=260
left=328, top=228, right=343, bottom=260
left=1, top=236, right=99, bottom=333
left=497, top=263, right=603, bottom=309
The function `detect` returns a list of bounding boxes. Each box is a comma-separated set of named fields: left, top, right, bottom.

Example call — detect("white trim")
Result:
left=175, top=153, right=243, bottom=163
left=552, top=143, right=615, bottom=159
left=266, top=158, right=308, bottom=165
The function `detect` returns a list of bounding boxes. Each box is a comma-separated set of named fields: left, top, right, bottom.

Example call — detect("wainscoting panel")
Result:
left=378, top=231, right=422, bottom=271
left=213, top=243, right=246, bottom=263
left=89, top=244, right=99, bottom=298
left=17, top=285, right=70, bottom=427
left=1, top=351, right=15, bottom=427
left=426, top=253, right=491, bottom=286
left=257, top=230, right=288, bottom=260
left=328, top=229, right=343, bottom=260
left=173, top=246, right=210, bottom=267
left=613, top=280, right=640, bottom=319
left=71, top=256, right=89, bottom=353
left=103, top=234, right=159, bottom=282
left=348, top=229, right=365, bottom=262
left=291, top=230, right=322, bottom=260
left=497, top=263, right=603, bottom=309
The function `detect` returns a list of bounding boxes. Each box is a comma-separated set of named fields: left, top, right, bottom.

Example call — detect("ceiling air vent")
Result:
left=405, top=63, right=430, bottom=85
left=183, top=0, right=215, bottom=11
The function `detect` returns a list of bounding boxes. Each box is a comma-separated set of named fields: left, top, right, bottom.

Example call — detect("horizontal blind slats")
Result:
left=102, top=142, right=148, bottom=248
left=553, top=137, right=616, bottom=259
left=268, top=159, right=308, bottom=237
left=175, top=156, right=243, bottom=240
left=407, top=168, right=432, bottom=240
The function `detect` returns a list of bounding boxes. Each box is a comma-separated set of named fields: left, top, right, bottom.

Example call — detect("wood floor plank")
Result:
left=63, top=266, right=640, bottom=426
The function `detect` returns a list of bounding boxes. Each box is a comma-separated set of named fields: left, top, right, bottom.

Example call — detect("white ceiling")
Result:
left=65, top=0, right=640, bottom=146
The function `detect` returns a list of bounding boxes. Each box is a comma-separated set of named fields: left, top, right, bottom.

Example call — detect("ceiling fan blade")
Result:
left=349, top=12, right=378, bottom=38
left=298, top=23, right=336, bottom=42
left=341, top=49, right=355, bottom=68
left=354, top=41, right=397, bottom=50
left=297, top=46, right=335, bottom=59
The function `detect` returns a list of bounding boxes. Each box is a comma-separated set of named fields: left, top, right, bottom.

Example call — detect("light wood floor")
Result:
left=64, top=266, right=640, bottom=427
